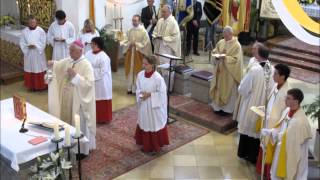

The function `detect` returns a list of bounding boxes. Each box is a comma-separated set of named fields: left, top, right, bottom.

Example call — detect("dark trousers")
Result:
left=186, top=24, right=199, bottom=54
left=237, top=133, right=260, bottom=164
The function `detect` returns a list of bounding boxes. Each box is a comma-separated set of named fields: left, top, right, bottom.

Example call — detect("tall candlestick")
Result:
left=74, top=114, right=81, bottom=137
left=54, top=122, right=60, bottom=140
left=65, top=126, right=71, bottom=146
left=27, top=3, right=30, bottom=15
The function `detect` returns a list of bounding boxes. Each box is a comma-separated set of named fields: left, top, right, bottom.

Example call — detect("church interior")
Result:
left=0, top=0, right=319, bottom=179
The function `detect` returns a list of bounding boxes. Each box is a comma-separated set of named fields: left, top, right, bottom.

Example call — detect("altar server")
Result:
left=135, top=55, right=169, bottom=153
left=47, top=10, right=76, bottom=60
left=79, top=19, right=100, bottom=53
left=85, top=37, right=112, bottom=123
left=122, top=15, right=152, bottom=94
left=47, top=40, right=96, bottom=154
left=20, top=16, right=47, bottom=91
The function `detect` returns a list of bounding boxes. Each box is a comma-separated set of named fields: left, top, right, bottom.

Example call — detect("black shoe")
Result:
left=219, top=110, right=231, bottom=116
left=76, top=153, right=88, bottom=160
left=193, top=52, right=200, bottom=56
left=127, top=91, right=132, bottom=94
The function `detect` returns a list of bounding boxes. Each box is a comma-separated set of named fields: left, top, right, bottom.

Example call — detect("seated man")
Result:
left=209, top=26, right=243, bottom=115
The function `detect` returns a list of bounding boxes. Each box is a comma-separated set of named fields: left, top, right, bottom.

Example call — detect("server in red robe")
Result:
left=19, top=16, right=47, bottom=90
left=85, top=37, right=112, bottom=123
left=135, top=55, right=169, bottom=154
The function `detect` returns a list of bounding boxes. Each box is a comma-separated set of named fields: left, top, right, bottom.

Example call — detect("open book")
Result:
left=250, top=106, right=265, bottom=117
left=212, top=53, right=226, bottom=59
left=27, top=121, right=64, bottom=131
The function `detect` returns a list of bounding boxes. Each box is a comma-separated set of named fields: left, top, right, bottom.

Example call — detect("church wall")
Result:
left=0, top=0, right=18, bottom=17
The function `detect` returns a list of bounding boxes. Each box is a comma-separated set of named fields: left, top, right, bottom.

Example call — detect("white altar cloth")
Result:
left=0, top=98, right=88, bottom=171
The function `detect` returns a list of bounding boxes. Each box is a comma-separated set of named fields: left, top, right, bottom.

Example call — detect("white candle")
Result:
left=120, top=6, right=122, bottom=17
left=27, top=4, right=30, bottom=15
left=53, top=122, right=60, bottom=140
left=113, top=4, right=116, bottom=18
left=65, top=126, right=71, bottom=146
left=74, top=114, right=81, bottom=137
left=16, top=1, right=19, bottom=14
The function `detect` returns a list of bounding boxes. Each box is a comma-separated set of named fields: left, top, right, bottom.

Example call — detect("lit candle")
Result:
left=65, top=126, right=71, bottom=146
left=53, top=122, right=60, bottom=140
left=74, top=114, right=81, bottom=137
left=27, top=3, right=30, bottom=15
left=113, top=4, right=116, bottom=18
left=16, top=1, right=19, bottom=15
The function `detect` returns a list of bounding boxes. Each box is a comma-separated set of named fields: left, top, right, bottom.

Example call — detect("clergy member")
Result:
left=141, top=0, right=158, bottom=40
left=152, top=5, right=181, bottom=92
left=209, top=26, right=243, bottom=115
left=261, top=88, right=312, bottom=180
left=122, top=15, right=152, bottom=94
left=85, top=37, right=112, bottom=123
left=47, top=10, right=76, bottom=60
left=47, top=40, right=96, bottom=154
left=256, top=63, right=291, bottom=179
left=20, top=16, right=47, bottom=91
left=79, top=19, right=100, bottom=53
left=236, top=45, right=273, bottom=164
left=135, top=55, right=169, bottom=153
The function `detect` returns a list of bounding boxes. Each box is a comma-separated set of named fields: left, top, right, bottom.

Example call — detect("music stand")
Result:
left=156, top=53, right=182, bottom=124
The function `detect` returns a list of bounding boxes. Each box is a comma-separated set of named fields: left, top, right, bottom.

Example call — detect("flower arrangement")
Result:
left=29, top=150, right=72, bottom=180
left=0, top=15, right=16, bottom=27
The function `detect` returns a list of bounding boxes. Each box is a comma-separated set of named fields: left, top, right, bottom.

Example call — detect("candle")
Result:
left=65, top=126, right=71, bottom=146
left=53, top=122, right=60, bottom=140
left=27, top=3, right=30, bottom=15
left=16, top=1, right=19, bottom=14
left=74, top=114, right=81, bottom=137
left=120, top=6, right=122, bottom=17
left=113, top=4, right=116, bottom=18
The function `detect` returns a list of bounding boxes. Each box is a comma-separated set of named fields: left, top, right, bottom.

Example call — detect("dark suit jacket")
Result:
left=187, top=1, right=202, bottom=29
left=141, top=5, right=157, bottom=29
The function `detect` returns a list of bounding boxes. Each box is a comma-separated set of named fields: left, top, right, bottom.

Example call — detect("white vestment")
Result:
left=268, top=108, right=312, bottom=180
left=237, top=61, right=273, bottom=138
left=152, top=15, right=181, bottom=91
left=78, top=31, right=100, bottom=53
left=122, top=25, right=152, bottom=92
left=19, top=26, right=47, bottom=73
left=48, top=55, right=96, bottom=154
left=136, top=71, right=167, bottom=132
left=85, top=50, right=112, bottom=100
left=47, top=21, right=76, bottom=60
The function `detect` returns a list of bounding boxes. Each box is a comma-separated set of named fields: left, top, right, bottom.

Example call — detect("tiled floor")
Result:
left=0, top=52, right=318, bottom=180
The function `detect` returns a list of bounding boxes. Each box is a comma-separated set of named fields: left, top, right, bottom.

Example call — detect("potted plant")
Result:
left=303, top=95, right=320, bottom=163
left=0, top=15, right=16, bottom=29
left=98, top=27, right=120, bottom=72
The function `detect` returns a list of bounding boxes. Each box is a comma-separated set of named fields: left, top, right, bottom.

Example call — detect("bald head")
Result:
left=223, top=26, right=233, bottom=41
left=69, top=44, right=83, bottom=60
left=161, top=5, right=172, bottom=19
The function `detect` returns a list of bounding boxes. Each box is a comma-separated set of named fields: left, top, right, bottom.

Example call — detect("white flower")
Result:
left=29, top=165, right=38, bottom=173
left=50, top=152, right=59, bottom=162
left=61, top=158, right=72, bottom=169
left=39, top=161, right=53, bottom=169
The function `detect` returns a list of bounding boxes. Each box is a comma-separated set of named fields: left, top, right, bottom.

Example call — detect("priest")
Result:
left=122, top=15, right=152, bottom=94
left=47, top=10, right=76, bottom=60
left=236, top=45, right=273, bottom=164
left=152, top=5, right=181, bottom=91
left=256, top=63, right=291, bottom=179
left=47, top=40, right=96, bottom=154
left=20, top=16, right=47, bottom=91
left=209, top=26, right=243, bottom=115
left=261, top=88, right=312, bottom=180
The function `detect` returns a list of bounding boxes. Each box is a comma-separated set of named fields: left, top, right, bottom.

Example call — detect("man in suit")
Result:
left=186, top=0, right=202, bottom=56
left=141, top=0, right=157, bottom=40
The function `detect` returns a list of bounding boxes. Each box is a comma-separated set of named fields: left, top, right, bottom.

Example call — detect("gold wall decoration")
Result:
left=0, top=39, right=24, bottom=69
left=19, top=0, right=56, bottom=30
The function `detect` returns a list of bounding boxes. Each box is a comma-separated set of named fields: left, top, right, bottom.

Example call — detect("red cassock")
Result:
left=96, top=99, right=112, bottom=123
left=24, top=72, right=47, bottom=90
left=135, top=125, right=169, bottom=152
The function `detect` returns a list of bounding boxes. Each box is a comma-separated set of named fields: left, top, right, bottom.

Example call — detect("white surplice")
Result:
left=47, top=20, right=76, bottom=60
left=48, top=55, right=96, bottom=154
left=85, top=50, right=112, bottom=100
left=237, top=61, right=273, bottom=138
left=136, top=71, right=167, bottom=132
left=78, top=31, right=100, bottom=53
left=19, top=26, right=47, bottom=73
left=268, top=108, right=312, bottom=180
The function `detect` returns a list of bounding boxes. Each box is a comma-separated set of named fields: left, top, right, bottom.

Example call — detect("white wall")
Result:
left=0, top=0, right=18, bottom=17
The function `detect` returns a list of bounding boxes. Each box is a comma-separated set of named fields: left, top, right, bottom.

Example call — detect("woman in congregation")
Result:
left=135, top=55, right=169, bottom=154
left=85, top=37, right=112, bottom=123
left=79, top=19, right=100, bottom=53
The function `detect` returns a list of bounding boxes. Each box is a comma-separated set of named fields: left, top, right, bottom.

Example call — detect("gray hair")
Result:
left=223, top=26, right=233, bottom=34
left=162, top=4, right=172, bottom=13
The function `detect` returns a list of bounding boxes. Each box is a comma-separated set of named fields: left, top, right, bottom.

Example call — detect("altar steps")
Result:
left=0, top=61, right=24, bottom=85
left=169, top=95, right=237, bottom=134
left=266, top=36, right=320, bottom=74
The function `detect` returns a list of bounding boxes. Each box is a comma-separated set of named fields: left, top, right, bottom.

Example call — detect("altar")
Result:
left=0, top=98, right=88, bottom=172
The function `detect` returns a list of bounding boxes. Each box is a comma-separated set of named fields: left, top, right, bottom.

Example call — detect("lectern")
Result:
left=156, top=53, right=182, bottom=124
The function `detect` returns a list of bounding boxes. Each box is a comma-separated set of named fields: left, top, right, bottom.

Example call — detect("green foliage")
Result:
left=0, top=15, right=16, bottom=27
left=303, top=95, right=320, bottom=129
left=97, top=27, right=117, bottom=51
